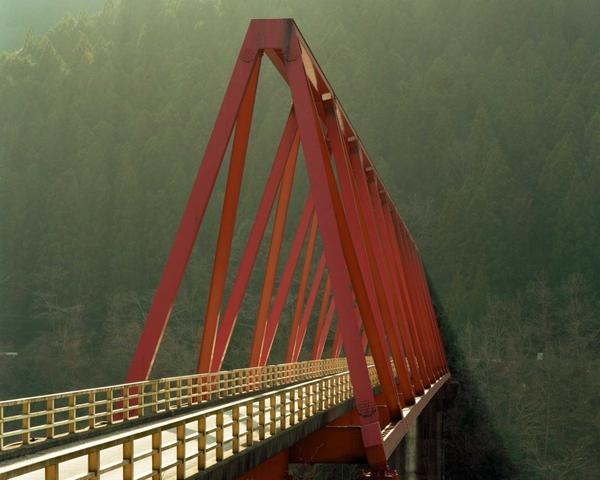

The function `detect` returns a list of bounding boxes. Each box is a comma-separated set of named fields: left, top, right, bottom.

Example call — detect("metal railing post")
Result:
left=246, top=402, right=254, bottom=446
left=232, top=406, right=240, bottom=454
left=88, top=450, right=99, bottom=480
left=152, top=431, right=161, bottom=480
left=197, top=418, right=206, bottom=470
left=21, top=402, right=30, bottom=445
left=45, top=464, right=57, bottom=480
left=216, top=412, right=224, bottom=461
left=88, top=392, right=96, bottom=430
left=123, top=439, right=134, bottom=480
left=176, top=423, right=186, bottom=479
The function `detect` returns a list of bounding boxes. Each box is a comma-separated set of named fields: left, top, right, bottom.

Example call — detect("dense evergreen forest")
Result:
left=1, top=0, right=598, bottom=478
left=0, top=0, right=105, bottom=52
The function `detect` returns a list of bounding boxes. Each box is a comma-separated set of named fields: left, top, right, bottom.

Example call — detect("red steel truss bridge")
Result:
left=0, top=19, right=450, bottom=480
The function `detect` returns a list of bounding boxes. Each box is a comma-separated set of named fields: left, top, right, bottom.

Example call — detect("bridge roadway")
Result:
left=0, top=359, right=448, bottom=480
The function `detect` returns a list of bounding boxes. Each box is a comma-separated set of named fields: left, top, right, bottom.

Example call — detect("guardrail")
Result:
left=0, top=358, right=352, bottom=452
left=0, top=365, right=379, bottom=480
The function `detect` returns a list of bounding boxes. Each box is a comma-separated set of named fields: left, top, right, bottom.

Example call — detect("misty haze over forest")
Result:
left=0, top=1, right=599, bottom=478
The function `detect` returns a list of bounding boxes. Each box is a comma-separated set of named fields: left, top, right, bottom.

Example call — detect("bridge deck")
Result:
left=0, top=359, right=349, bottom=455
left=0, top=369, right=449, bottom=480
left=0, top=364, right=376, bottom=480
left=3, top=396, right=278, bottom=480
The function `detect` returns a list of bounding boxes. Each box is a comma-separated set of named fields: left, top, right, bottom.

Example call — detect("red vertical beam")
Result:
left=365, top=181, right=424, bottom=393
left=197, top=57, right=262, bottom=373
left=285, top=214, right=318, bottom=363
left=126, top=45, right=261, bottom=382
left=406, top=227, right=448, bottom=373
left=311, top=277, right=331, bottom=359
left=394, top=218, right=444, bottom=376
left=249, top=133, right=300, bottom=366
left=423, top=265, right=448, bottom=374
left=398, top=220, right=447, bottom=374
left=313, top=299, right=335, bottom=360
left=291, top=254, right=326, bottom=362
left=379, top=197, right=435, bottom=382
left=382, top=199, right=438, bottom=376
left=209, top=112, right=298, bottom=372
left=324, top=100, right=405, bottom=414
left=395, top=220, right=438, bottom=378
left=367, top=178, right=433, bottom=388
left=401, top=223, right=445, bottom=375
left=286, top=30, right=386, bottom=467
left=259, top=199, right=314, bottom=365
left=347, top=146, right=421, bottom=400
left=406, top=233, right=443, bottom=376
left=350, top=148, right=423, bottom=396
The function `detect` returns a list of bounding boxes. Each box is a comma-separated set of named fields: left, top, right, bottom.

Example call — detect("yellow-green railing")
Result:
left=0, top=364, right=379, bottom=480
left=0, top=358, right=354, bottom=452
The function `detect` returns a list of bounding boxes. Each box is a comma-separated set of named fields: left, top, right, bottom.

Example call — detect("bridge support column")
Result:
left=411, top=397, right=444, bottom=480
left=388, top=393, right=444, bottom=480
left=404, top=421, right=418, bottom=480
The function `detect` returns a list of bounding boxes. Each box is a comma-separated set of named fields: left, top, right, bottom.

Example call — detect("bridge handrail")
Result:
left=0, top=357, right=358, bottom=452
left=0, top=364, right=380, bottom=480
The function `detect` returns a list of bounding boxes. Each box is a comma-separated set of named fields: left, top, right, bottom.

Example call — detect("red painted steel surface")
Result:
left=285, top=213, right=318, bottom=363
left=127, top=18, right=449, bottom=474
left=210, top=114, right=299, bottom=371
left=311, top=278, right=332, bottom=359
left=290, top=253, right=326, bottom=362
left=260, top=201, right=314, bottom=365
left=236, top=450, right=290, bottom=480
left=249, top=125, right=299, bottom=367
left=197, top=57, right=262, bottom=374
left=125, top=48, right=261, bottom=382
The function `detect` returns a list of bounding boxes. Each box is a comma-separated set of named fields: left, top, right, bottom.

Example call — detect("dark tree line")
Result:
left=1, top=1, right=599, bottom=478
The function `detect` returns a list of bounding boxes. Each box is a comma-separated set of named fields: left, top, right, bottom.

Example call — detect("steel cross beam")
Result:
left=126, top=18, right=449, bottom=472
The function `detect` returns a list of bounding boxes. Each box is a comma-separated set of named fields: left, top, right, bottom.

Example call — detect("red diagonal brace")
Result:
left=324, top=100, right=403, bottom=415
left=311, top=277, right=331, bottom=359
left=367, top=176, right=432, bottom=390
left=394, top=217, right=444, bottom=376
left=347, top=145, right=419, bottom=402
left=259, top=198, right=314, bottom=365
left=197, top=56, right=262, bottom=374
left=285, top=213, right=318, bottom=363
left=397, top=220, right=447, bottom=374
left=291, top=254, right=326, bottom=362
left=312, top=295, right=335, bottom=360
left=379, top=197, right=435, bottom=382
left=126, top=45, right=261, bottom=382
left=249, top=125, right=299, bottom=367
left=209, top=112, right=299, bottom=371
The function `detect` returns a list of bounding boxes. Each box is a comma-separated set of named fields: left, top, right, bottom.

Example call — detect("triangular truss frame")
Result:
left=126, top=19, right=448, bottom=467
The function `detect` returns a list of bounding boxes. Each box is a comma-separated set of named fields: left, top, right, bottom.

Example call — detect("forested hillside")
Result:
left=1, top=1, right=598, bottom=478
left=0, top=0, right=105, bottom=52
